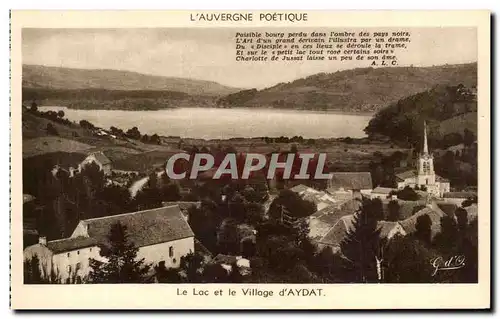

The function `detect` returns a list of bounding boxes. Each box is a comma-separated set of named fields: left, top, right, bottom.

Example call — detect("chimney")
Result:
left=38, top=236, right=47, bottom=245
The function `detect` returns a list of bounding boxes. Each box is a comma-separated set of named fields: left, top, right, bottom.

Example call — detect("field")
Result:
left=438, top=112, right=477, bottom=136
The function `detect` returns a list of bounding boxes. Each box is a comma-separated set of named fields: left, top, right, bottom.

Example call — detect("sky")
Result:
left=22, top=27, right=477, bottom=89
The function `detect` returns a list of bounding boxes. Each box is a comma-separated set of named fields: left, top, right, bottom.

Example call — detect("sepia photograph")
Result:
left=10, top=10, right=491, bottom=310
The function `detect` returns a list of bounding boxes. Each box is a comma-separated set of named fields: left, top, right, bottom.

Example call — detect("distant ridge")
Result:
left=23, top=64, right=241, bottom=96
left=217, top=63, right=477, bottom=113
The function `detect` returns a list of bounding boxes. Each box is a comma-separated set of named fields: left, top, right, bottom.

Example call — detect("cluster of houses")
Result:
left=23, top=124, right=477, bottom=283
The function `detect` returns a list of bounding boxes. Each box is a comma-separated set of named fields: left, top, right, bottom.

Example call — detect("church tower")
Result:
left=417, top=121, right=435, bottom=187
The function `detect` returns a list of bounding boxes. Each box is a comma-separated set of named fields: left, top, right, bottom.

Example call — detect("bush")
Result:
left=46, top=123, right=58, bottom=136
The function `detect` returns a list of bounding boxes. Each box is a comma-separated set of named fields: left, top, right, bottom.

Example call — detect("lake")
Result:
left=38, top=107, right=373, bottom=140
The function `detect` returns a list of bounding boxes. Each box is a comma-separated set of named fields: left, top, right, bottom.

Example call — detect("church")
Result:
left=395, top=122, right=450, bottom=197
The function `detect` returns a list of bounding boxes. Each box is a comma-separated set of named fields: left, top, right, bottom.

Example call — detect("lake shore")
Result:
left=37, top=106, right=374, bottom=140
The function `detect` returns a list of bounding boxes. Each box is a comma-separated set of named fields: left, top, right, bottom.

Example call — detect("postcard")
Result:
left=10, top=10, right=491, bottom=310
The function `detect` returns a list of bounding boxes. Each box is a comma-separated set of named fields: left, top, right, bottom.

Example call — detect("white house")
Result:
left=23, top=205, right=195, bottom=283
left=370, top=187, right=397, bottom=200
left=80, top=151, right=112, bottom=175
left=395, top=122, right=450, bottom=197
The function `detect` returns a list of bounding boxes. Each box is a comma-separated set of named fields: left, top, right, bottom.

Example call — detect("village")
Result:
left=22, top=117, right=478, bottom=284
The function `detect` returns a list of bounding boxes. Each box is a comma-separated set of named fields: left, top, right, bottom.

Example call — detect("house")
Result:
left=326, top=172, right=373, bottom=198
left=316, top=214, right=405, bottom=253
left=399, top=203, right=446, bottom=240
left=370, top=187, right=397, bottom=200
left=23, top=205, right=195, bottom=283
left=81, top=151, right=112, bottom=175
left=395, top=122, right=450, bottom=197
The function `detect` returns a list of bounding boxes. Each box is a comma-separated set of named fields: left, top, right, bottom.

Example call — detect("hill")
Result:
left=217, top=63, right=477, bottom=112
left=364, top=84, right=477, bottom=149
left=23, top=64, right=240, bottom=96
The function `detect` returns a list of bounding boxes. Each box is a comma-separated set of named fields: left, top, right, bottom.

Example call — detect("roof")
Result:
left=399, top=205, right=445, bottom=238
left=317, top=215, right=356, bottom=247
left=395, top=170, right=416, bottom=181
left=80, top=205, right=194, bottom=248
left=308, top=200, right=357, bottom=241
left=290, top=184, right=311, bottom=194
left=213, top=254, right=239, bottom=265
left=435, top=175, right=449, bottom=182
left=317, top=214, right=403, bottom=247
left=88, top=151, right=111, bottom=165
left=443, top=192, right=477, bottom=199
left=46, top=236, right=98, bottom=254
left=329, top=172, right=373, bottom=190
left=377, top=221, right=402, bottom=239
left=372, top=187, right=396, bottom=195
left=162, top=201, right=201, bottom=212
left=436, top=202, right=459, bottom=218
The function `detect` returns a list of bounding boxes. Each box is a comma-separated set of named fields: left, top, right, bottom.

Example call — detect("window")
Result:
left=67, top=265, right=72, bottom=274
left=89, top=248, right=92, bottom=252
left=426, top=178, right=429, bottom=185
left=169, top=246, right=174, bottom=258
left=77, top=250, right=80, bottom=255
left=76, top=262, right=81, bottom=271
left=67, top=253, right=70, bottom=257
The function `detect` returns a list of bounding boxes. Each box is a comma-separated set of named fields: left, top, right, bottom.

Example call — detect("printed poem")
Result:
left=235, top=30, right=411, bottom=66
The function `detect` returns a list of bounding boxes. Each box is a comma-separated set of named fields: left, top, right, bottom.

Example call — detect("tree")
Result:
left=88, top=222, right=151, bottom=283
left=268, top=189, right=316, bottom=220
left=387, top=200, right=400, bottom=221
left=396, top=186, right=419, bottom=201
left=228, top=262, right=243, bottom=283
left=384, top=234, right=438, bottom=283
left=150, top=134, right=161, bottom=145
left=244, top=202, right=265, bottom=225
left=455, top=207, right=469, bottom=233
left=463, top=128, right=475, bottom=147
left=187, top=199, right=218, bottom=252
left=126, top=127, right=141, bottom=140
left=202, top=263, right=229, bottom=283
left=217, top=218, right=240, bottom=254
left=79, top=119, right=95, bottom=129
left=24, top=255, right=45, bottom=284
left=46, top=123, right=58, bottom=136
left=179, top=252, right=205, bottom=283
left=433, top=215, right=458, bottom=251
left=57, top=110, right=65, bottom=118
left=339, top=198, right=382, bottom=283
left=30, top=101, right=38, bottom=113
left=415, top=214, right=432, bottom=245
left=370, top=198, right=385, bottom=221
left=228, top=192, right=246, bottom=221
left=154, top=261, right=182, bottom=283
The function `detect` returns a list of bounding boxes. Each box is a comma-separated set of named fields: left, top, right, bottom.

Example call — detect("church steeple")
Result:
left=423, top=121, right=429, bottom=155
